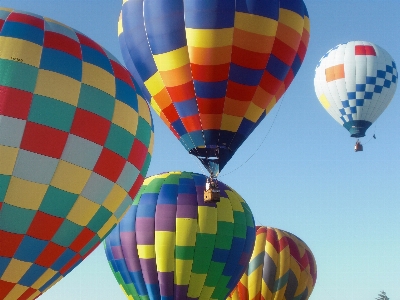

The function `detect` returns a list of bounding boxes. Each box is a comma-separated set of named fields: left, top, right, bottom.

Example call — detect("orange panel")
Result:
left=223, top=98, right=251, bottom=117
left=252, top=86, right=274, bottom=109
left=167, top=81, right=195, bottom=102
left=188, top=45, right=232, bottom=65
left=153, top=87, right=173, bottom=110
left=274, top=23, right=301, bottom=51
left=259, top=71, right=282, bottom=95
left=159, top=64, right=192, bottom=87
left=200, top=113, right=223, bottom=130
left=325, top=64, right=344, bottom=82
left=181, top=115, right=202, bottom=132
left=233, top=28, right=274, bottom=54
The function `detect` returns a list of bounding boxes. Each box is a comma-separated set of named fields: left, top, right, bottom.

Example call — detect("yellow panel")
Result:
left=153, top=46, right=190, bottom=72
left=176, top=218, right=197, bottom=246
left=118, top=11, right=124, bottom=36
left=34, top=69, right=81, bottom=106
left=244, top=102, right=264, bottom=123
left=265, top=240, right=279, bottom=267
left=1, top=259, right=32, bottom=282
left=247, top=265, right=263, bottom=298
left=261, top=280, right=273, bottom=298
left=319, top=94, right=330, bottom=109
left=0, top=37, right=42, bottom=67
left=112, top=100, right=138, bottom=135
left=102, top=184, right=128, bottom=213
left=197, top=206, right=217, bottom=234
left=175, top=259, right=193, bottom=285
left=0, top=145, right=18, bottom=175
left=39, top=274, right=63, bottom=294
left=186, top=28, right=234, bottom=48
left=66, top=195, right=100, bottom=226
left=265, top=97, right=277, bottom=115
left=215, top=197, right=234, bottom=222
left=199, top=286, right=215, bottom=300
left=82, top=62, right=116, bottom=96
left=279, top=9, right=304, bottom=35
left=234, top=12, right=278, bottom=36
left=187, top=273, right=207, bottom=298
left=150, top=98, right=162, bottom=116
left=138, top=95, right=152, bottom=125
left=225, top=190, right=244, bottom=212
left=220, top=114, right=241, bottom=132
left=31, top=269, right=57, bottom=290
left=137, top=245, right=155, bottom=259
left=155, top=231, right=175, bottom=272
left=4, top=177, right=47, bottom=210
left=98, top=215, right=117, bottom=239
left=27, top=290, right=42, bottom=300
left=50, top=160, right=91, bottom=194
left=3, top=284, right=28, bottom=300
left=148, top=131, right=155, bottom=155
left=144, top=72, right=164, bottom=96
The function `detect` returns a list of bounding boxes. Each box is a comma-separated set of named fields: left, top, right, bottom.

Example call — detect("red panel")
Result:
left=259, top=71, right=282, bottom=95
left=270, top=38, right=297, bottom=66
left=20, top=122, right=68, bottom=158
left=231, top=46, right=269, bottom=69
left=129, top=174, right=144, bottom=199
left=59, top=253, right=81, bottom=275
left=70, top=108, right=111, bottom=146
left=0, top=20, right=5, bottom=31
left=355, top=45, right=376, bottom=56
left=68, top=227, right=96, bottom=253
left=266, top=228, right=280, bottom=253
left=19, top=287, right=38, bottom=299
left=35, top=242, right=66, bottom=268
left=94, top=148, right=126, bottom=182
left=8, top=12, right=44, bottom=29
left=76, top=32, right=106, bottom=55
left=162, top=104, right=180, bottom=123
left=297, top=41, right=308, bottom=62
left=43, top=31, right=82, bottom=59
left=226, top=81, right=257, bottom=102
left=167, top=81, right=195, bottom=102
left=283, top=69, right=295, bottom=88
left=26, top=212, right=64, bottom=241
left=181, top=115, right=202, bottom=132
left=0, top=280, right=15, bottom=299
left=0, top=86, right=33, bottom=119
left=237, top=281, right=249, bottom=299
left=190, top=63, right=230, bottom=82
left=197, top=97, right=224, bottom=114
left=110, top=60, right=134, bottom=88
left=128, top=139, right=147, bottom=170
left=0, top=230, right=23, bottom=257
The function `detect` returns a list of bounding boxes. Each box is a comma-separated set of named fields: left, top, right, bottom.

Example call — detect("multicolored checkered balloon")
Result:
left=0, top=7, right=154, bottom=299
left=227, top=226, right=317, bottom=300
left=104, top=171, right=256, bottom=300
left=119, top=0, right=310, bottom=176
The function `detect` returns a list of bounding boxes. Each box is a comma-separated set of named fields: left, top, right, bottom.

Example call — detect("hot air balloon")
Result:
left=104, top=171, right=256, bottom=300
left=119, top=0, right=310, bottom=177
left=314, top=41, right=397, bottom=151
left=227, top=226, right=317, bottom=300
left=0, top=7, right=154, bottom=299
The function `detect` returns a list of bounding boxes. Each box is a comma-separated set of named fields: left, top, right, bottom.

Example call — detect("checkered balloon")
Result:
left=104, top=171, right=256, bottom=300
left=314, top=41, right=397, bottom=137
left=0, top=7, right=154, bottom=299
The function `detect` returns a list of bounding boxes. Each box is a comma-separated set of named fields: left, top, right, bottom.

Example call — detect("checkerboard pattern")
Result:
left=0, top=8, right=154, bottom=299
left=119, top=0, right=309, bottom=175
left=104, top=171, right=255, bottom=300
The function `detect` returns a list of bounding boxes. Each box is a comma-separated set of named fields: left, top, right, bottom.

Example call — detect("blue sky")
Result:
left=1, top=1, right=400, bottom=299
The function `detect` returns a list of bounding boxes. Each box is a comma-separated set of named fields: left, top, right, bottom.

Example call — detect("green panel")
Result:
left=52, top=219, right=83, bottom=247
left=105, top=124, right=134, bottom=159
left=242, top=202, right=255, bottom=227
left=191, top=233, right=215, bottom=274
left=28, top=94, right=76, bottom=131
left=142, top=177, right=165, bottom=194
left=124, top=283, right=141, bottom=300
left=215, top=221, right=233, bottom=250
left=180, top=171, right=194, bottom=179
left=162, top=173, right=180, bottom=185
left=78, top=84, right=115, bottom=120
left=0, top=175, right=11, bottom=202
left=274, top=270, right=289, bottom=292
left=135, top=117, right=152, bottom=146
left=140, top=152, right=152, bottom=177
left=79, top=234, right=101, bottom=256
left=204, top=261, right=225, bottom=286
left=233, top=211, right=247, bottom=238
left=0, top=203, right=36, bottom=234
left=0, top=59, right=38, bottom=92
left=175, top=245, right=195, bottom=260
left=211, top=275, right=231, bottom=299
left=39, top=186, right=78, bottom=218
left=87, top=206, right=112, bottom=233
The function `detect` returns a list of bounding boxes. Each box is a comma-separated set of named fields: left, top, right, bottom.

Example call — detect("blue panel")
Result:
left=339, top=108, right=345, bottom=115
left=364, top=92, right=373, bottom=100
left=0, top=256, right=10, bottom=277
left=377, top=70, right=386, bottom=78
left=218, top=130, right=235, bottom=146
left=81, top=45, right=113, bottom=74
left=203, top=129, right=220, bottom=147
left=183, top=0, right=235, bottom=29
left=107, top=227, right=121, bottom=247
left=386, top=65, right=394, bottom=73
left=347, top=114, right=354, bottom=121
left=229, top=133, right=247, bottom=151
left=237, top=118, right=255, bottom=136
left=173, top=98, right=198, bottom=118
left=39, top=272, right=62, bottom=292
left=116, top=260, right=133, bottom=283
left=393, top=75, right=397, bottom=83
left=40, top=48, right=82, bottom=81
left=179, top=133, right=196, bottom=151
left=236, top=0, right=279, bottom=20
left=178, top=178, right=196, bottom=194
left=350, top=106, right=357, bottom=113
left=291, top=54, right=302, bottom=76
left=366, top=76, right=376, bottom=85
left=222, top=237, right=245, bottom=276
left=52, top=248, right=76, bottom=271
left=384, top=79, right=392, bottom=88
left=266, top=54, right=290, bottom=81
left=187, top=130, right=205, bottom=148
left=280, top=0, right=304, bottom=16
left=356, top=84, right=366, bottom=92
left=212, top=248, right=230, bottom=263
left=144, top=0, right=187, bottom=54
left=341, top=100, right=349, bottom=108
left=192, top=173, right=206, bottom=186
left=2, top=22, right=44, bottom=45
left=120, top=206, right=137, bottom=232
left=130, top=271, right=148, bottom=296
left=244, top=226, right=256, bottom=253
left=146, top=283, right=161, bottom=299
left=171, top=119, right=187, bottom=136
left=136, top=196, right=157, bottom=218
left=374, top=85, right=383, bottom=93
left=19, top=264, right=47, bottom=286
left=14, top=236, right=47, bottom=262
left=158, top=184, right=179, bottom=204
left=116, top=78, right=138, bottom=110
left=194, top=80, right=228, bottom=98
left=229, top=63, right=264, bottom=86
left=347, top=92, right=356, bottom=99
left=356, top=99, right=364, bottom=106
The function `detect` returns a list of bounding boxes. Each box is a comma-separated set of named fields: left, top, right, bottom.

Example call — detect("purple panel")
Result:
left=140, top=258, right=158, bottom=284
left=136, top=217, right=155, bottom=244
left=111, top=246, right=124, bottom=260
left=176, top=204, right=197, bottom=219
left=120, top=231, right=142, bottom=272
left=158, top=271, right=174, bottom=297
left=155, top=204, right=177, bottom=231
left=177, top=193, right=197, bottom=205
left=174, top=284, right=189, bottom=299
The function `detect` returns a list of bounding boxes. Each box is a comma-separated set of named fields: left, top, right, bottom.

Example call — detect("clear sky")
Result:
left=1, top=1, right=400, bottom=299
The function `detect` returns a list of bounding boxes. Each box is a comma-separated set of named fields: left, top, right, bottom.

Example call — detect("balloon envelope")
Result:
left=227, top=226, right=317, bottom=300
left=104, top=171, right=256, bottom=300
left=0, top=7, right=154, bottom=299
left=119, top=0, right=310, bottom=176
left=314, top=41, right=398, bottom=137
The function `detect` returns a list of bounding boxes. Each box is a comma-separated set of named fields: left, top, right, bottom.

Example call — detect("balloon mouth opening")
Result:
left=343, top=120, right=372, bottom=138
left=189, top=146, right=232, bottom=177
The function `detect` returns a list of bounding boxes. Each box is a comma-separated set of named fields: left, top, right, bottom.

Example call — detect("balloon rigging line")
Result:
left=363, top=123, right=377, bottom=145
left=220, top=96, right=285, bottom=178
